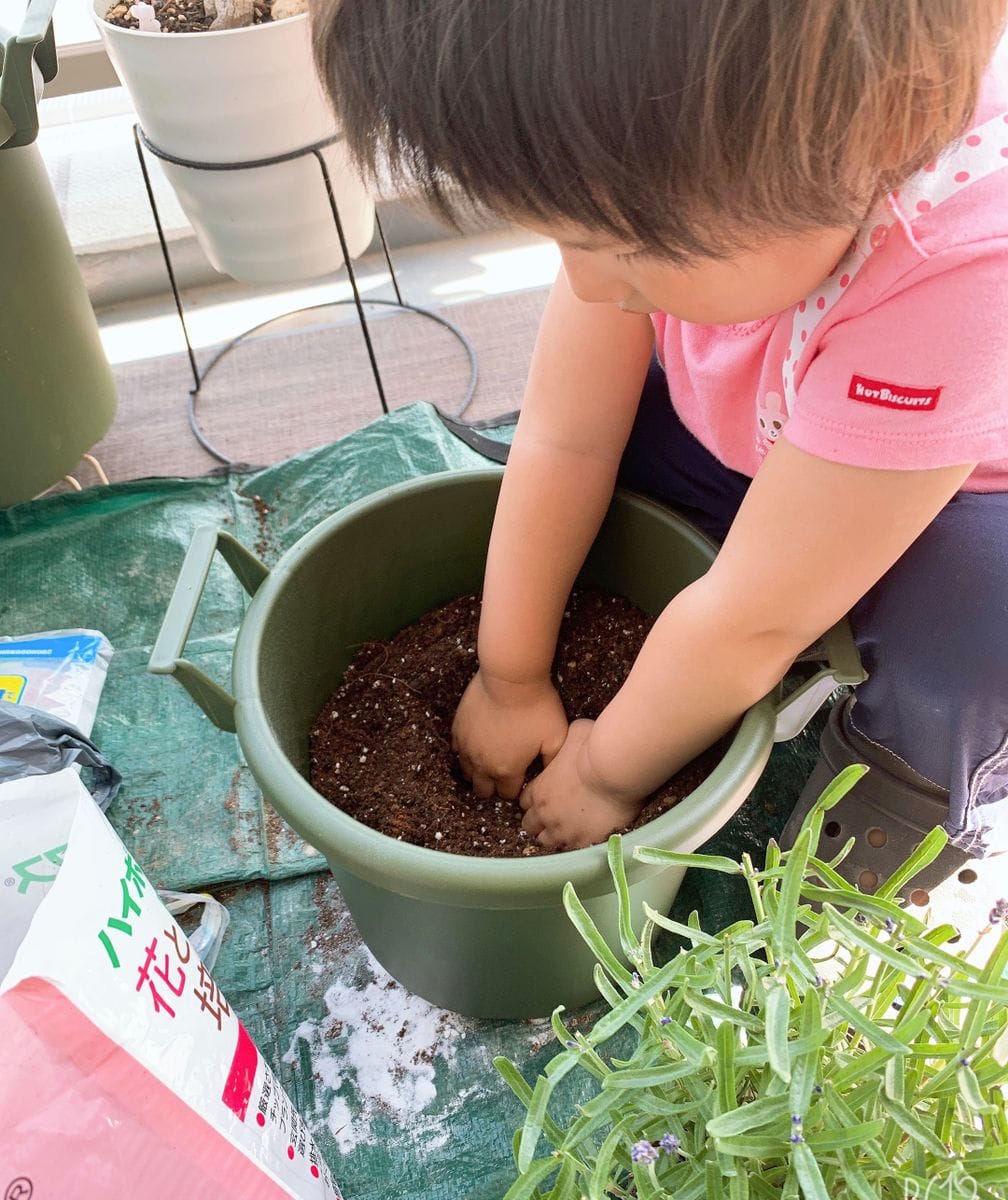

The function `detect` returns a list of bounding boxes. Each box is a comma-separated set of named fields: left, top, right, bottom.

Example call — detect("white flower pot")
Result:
left=94, top=4, right=375, bottom=284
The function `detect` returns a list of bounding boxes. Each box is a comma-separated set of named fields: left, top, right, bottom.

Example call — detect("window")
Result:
left=49, top=0, right=119, bottom=96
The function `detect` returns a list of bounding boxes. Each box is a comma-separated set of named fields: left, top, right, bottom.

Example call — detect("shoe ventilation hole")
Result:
left=824, top=820, right=842, bottom=838
left=909, top=888, right=930, bottom=907
left=958, top=868, right=978, bottom=885
left=858, top=869, right=879, bottom=893
left=866, top=827, right=887, bottom=848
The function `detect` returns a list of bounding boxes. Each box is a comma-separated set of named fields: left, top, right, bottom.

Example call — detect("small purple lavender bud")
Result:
left=631, top=1140, right=659, bottom=1164
left=565, top=1039, right=576, bottom=1049
left=660, top=1132, right=680, bottom=1154
left=659, top=1016, right=672, bottom=1026
left=988, top=898, right=1008, bottom=925
left=790, top=1134, right=805, bottom=1144
left=791, top=1115, right=803, bottom=1125
left=884, top=917, right=896, bottom=933
left=814, top=974, right=826, bottom=988
left=813, top=1085, right=823, bottom=1095
left=960, top=1056, right=971, bottom=1068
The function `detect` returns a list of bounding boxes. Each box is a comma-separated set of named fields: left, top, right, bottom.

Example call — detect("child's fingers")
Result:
left=520, top=802, right=545, bottom=839
left=496, top=772, right=526, bottom=802
left=540, top=729, right=566, bottom=768
left=471, top=771, right=496, bottom=800
left=455, top=747, right=474, bottom=782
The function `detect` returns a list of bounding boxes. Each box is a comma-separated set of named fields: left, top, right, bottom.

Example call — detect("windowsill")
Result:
left=36, top=84, right=513, bottom=309
left=39, top=85, right=191, bottom=254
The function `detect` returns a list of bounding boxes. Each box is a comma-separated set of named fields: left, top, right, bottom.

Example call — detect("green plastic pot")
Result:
left=149, top=469, right=863, bottom=1017
left=0, top=0, right=118, bottom=507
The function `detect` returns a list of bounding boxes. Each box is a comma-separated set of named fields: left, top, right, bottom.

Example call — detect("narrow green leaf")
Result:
left=804, top=855, right=854, bottom=892
left=670, top=1173, right=710, bottom=1200
left=518, top=1076, right=552, bottom=1172
left=799, top=884, right=925, bottom=930
left=592, top=964, right=645, bottom=1032
left=737, top=1028, right=829, bottom=1072
left=824, top=905, right=928, bottom=976
left=959, top=1064, right=996, bottom=1113
left=550, top=1009, right=610, bottom=1082
left=765, top=982, right=793, bottom=1083
left=902, top=931, right=986, bottom=979
left=640, top=917, right=657, bottom=972
left=791, top=1141, right=831, bottom=1200
left=607, top=834, right=639, bottom=963
left=706, top=1158, right=725, bottom=1200
left=643, top=904, right=720, bottom=946
left=587, top=1116, right=635, bottom=1200
left=781, top=1162, right=800, bottom=1200
left=558, top=1105, right=616, bottom=1156
left=804, top=1120, right=886, bottom=1151
left=715, top=1135, right=789, bottom=1160
left=632, top=1156, right=663, bottom=1200
left=502, top=1157, right=559, bottom=1200
left=809, top=763, right=869, bottom=815
left=963, top=1149, right=1008, bottom=1171
left=662, top=1018, right=714, bottom=1063
left=716, top=1017, right=737, bottom=1115
left=875, top=826, right=949, bottom=901
left=494, top=1058, right=568, bottom=1148
left=945, top=978, right=1008, bottom=1003
left=729, top=1165, right=750, bottom=1200
left=880, top=1095, right=950, bottom=1158
left=707, top=1095, right=794, bottom=1137
left=544, top=1156, right=578, bottom=1200
left=749, top=1177, right=783, bottom=1200
left=633, top=847, right=744, bottom=873
left=827, top=990, right=912, bottom=1054
left=590, top=953, right=693, bottom=1042
left=962, top=928, right=1008, bottom=1051
left=684, top=990, right=763, bottom=1033
left=602, top=1058, right=704, bottom=1090
left=563, top=881, right=634, bottom=986
left=837, top=1149, right=882, bottom=1200
left=773, top=829, right=811, bottom=962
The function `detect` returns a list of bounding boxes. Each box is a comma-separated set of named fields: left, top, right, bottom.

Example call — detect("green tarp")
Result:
left=0, top=403, right=823, bottom=1199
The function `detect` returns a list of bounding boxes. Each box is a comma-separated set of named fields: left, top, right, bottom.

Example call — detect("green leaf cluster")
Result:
left=496, top=767, right=1008, bottom=1200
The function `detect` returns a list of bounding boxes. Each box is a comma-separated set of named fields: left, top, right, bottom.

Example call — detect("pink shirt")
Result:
left=652, top=71, right=1008, bottom=492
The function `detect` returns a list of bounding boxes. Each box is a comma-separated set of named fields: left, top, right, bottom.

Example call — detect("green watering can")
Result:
left=0, top=0, right=117, bottom=507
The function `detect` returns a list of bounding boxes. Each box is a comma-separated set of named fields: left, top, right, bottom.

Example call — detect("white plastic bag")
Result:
left=0, top=629, right=113, bottom=735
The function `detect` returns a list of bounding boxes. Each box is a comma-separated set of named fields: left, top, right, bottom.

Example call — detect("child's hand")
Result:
left=452, top=670, right=568, bottom=801
left=518, top=719, right=644, bottom=850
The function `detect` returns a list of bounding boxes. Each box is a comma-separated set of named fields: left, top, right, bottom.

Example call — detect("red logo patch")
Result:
left=848, top=374, right=941, bottom=411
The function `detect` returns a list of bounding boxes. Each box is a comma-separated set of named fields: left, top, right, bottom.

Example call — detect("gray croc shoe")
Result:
left=781, top=695, right=1007, bottom=958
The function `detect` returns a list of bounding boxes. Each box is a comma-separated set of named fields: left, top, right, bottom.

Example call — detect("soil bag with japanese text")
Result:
left=0, top=770, right=341, bottom=1199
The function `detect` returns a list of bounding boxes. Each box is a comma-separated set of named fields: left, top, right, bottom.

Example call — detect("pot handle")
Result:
left=772, top=615, right=866, bottom=742
left=148, top=525, right=269, bottom=733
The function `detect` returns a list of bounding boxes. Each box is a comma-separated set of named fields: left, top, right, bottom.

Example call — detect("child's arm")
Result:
left=452, top=268, right=656, bottom=801
left=519, top=439, right=977, bottom=847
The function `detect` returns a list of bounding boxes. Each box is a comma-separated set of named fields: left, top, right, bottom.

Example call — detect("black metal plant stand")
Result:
left=131, top=124, right=509, bottom=466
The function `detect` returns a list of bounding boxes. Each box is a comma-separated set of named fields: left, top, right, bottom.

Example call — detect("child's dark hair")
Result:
left=313, top=1, right=1006, bottom=261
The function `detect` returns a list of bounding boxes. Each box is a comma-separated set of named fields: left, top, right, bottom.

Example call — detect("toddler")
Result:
left=313, top=0, right=1008, bottom=937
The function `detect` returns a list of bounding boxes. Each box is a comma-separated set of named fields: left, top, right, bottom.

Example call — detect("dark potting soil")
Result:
left=104, top=0, right=272, bottom=32
left=309, top=591, right=724, bottom=858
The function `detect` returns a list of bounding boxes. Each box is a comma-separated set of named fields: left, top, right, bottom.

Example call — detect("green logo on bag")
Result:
left=10, top=843, right=67, bottom=894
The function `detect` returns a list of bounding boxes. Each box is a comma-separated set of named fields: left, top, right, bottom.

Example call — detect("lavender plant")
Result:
left=496, top=766, right=1008, bottom=1200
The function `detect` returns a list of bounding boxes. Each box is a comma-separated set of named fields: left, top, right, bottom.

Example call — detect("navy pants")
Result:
left=617, top=360, right=1008, bottom=856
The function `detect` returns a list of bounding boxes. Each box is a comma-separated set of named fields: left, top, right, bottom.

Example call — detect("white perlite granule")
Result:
left=284, top=948, right=481, bottom=1153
